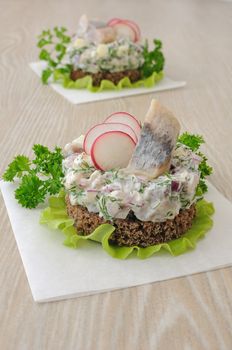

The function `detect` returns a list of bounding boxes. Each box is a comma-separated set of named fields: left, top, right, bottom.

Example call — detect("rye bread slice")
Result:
left=66, top=196, right=196, bottom=247
left=70, top=69, right=141, bottom=87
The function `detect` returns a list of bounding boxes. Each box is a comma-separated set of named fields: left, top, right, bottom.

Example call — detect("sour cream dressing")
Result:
left=63, top=144, right=201, bottom=223
left=66, top=38, right=144, bottom=74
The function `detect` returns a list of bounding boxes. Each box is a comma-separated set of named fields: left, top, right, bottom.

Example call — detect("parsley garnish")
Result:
left=37, top=27, right=72, bottom=84
left=141, top=39, right=165, bottom=78
left=178, top=133, right=204, bottom=151
left=3, top=145, right=64, bottom=208
left=178, top=133, right=213, bottom=196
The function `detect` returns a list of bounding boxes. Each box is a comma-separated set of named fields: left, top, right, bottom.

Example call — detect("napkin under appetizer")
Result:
left=1, top=181, right=232, bottom=302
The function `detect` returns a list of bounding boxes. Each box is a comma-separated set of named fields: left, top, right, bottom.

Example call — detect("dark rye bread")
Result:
left=70, top=69, right=141, bottom=87
left=66, top=196, right=196, bottom=247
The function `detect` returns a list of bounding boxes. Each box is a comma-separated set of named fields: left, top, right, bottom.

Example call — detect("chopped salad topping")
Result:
left=37, top=16, right=165, bottom=84
left=66, top=38, right=144, bottom=74
left=63, top=144, right=201, bottom=222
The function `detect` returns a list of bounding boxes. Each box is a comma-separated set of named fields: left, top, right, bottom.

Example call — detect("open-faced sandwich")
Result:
left=3, top=100, right=214, bottom=259
left=37, top=15, right=165, bottom=91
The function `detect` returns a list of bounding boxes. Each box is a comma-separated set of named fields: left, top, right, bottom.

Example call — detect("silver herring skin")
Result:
left=127, top=99, right=181, bottom=178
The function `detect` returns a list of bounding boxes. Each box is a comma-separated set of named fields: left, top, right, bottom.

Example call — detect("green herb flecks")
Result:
left=3, top=145, right=64, bottom=208
left=69, top=186, right=85, bottom=202
left=139, top=182, right=147, bottom=194
left=97, top=195, right=119, bottom=221
left=97, top=195, right=112, bottom=221
left=37, top=27, right=72, bottom=84
left=79, top=161, right=95, bottom=174
left=178, top=133, right=213, bottom=196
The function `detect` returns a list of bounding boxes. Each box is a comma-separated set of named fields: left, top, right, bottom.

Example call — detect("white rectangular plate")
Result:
left=30, top=62, right=186, bottom=105
left=1, top=181, right=232, bottom=303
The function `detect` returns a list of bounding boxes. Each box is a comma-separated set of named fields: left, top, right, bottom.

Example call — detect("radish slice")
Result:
left=107, top=18, right=121, bottom=26
left=84, top=122, right=137, bottom=155
left=107, top=19, right=140, bottom=42
left=123, top=20, right=141, bottom=41
left=104, top=112, right=141, bottom=139
left=112, top=22, right=136, bottom=42
left=91, top=131, right=136, bottom=171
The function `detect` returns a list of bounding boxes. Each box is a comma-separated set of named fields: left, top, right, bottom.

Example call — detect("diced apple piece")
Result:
left=64, top=135, right=85, bottom=156
left=104, top=112, right=141, bottom=139
left=71, top=135, right=85, bottom=152
left=91, top=131, right=136, bottom=171
left=84, top=122, right=137, bottom=154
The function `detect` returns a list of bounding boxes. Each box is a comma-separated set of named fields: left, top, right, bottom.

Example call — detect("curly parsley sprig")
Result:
left=3, top=145, right=64, bottom=208
left=141, top=39, right=165, bottom=78
left=178, top=133, right=213, bottom=196
left=37, top=27, right=72, bottom=84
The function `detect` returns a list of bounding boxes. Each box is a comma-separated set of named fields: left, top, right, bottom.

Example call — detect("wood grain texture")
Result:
left=0, top=0, right=232, bottom=349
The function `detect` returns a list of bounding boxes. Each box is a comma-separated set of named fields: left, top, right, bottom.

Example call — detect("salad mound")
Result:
left=63, top=143, right=202, bottom=223
left=2, top=101, right=213, bottom=259
left=37, top=15, right=165, bottom=90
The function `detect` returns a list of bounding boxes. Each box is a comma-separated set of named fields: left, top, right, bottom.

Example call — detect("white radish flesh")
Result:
left=105, top=112, right=141, bottom=139
left=123, top=20, right=141, bottom=41
left=91, top=131, right=136, bottom=171
left=107, top=19, right=140, bottom=42
left=84, top=122, right=137, bottom=154
left=113, top=22, right=136, bottom=42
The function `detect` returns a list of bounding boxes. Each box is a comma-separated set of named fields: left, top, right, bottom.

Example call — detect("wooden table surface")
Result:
left=1, top=0, right=232, bottom=349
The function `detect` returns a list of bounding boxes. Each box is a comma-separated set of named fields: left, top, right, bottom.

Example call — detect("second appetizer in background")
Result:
left=37, top=15, right=165, bottom=91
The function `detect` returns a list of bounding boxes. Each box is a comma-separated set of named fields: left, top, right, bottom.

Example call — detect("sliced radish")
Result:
left=107, top=19, right=140, bottom=42
left=104, top=112, right=141, bottom=139
left=84, top=122, right=137, bottom=155
left=111, top=22, right=136, bottom=42
left=123, top=20, right=141, bottom=41
left=91, top=131, right=136, bottom=171
left=107, top=18, right=121, bottom=26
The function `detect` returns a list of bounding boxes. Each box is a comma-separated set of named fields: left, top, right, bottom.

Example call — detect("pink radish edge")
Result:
left=113, top=22, right=137, bottom=42
left=90, top=131, right=136, bottom=171
left=118, top=20, right=139, bottom=41
left=83, top=122, right=138, bottom=154
left=123, top=20, right=141, bottom=41
left=105, top=111, right=142, bottom=130
left=107, top=18, right=121, bottom=26
left=108, top=19, right=140, bottom=42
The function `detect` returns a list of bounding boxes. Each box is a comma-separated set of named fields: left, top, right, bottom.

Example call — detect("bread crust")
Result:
left=70, top=69, right=141, bottom=86
left=66, top=196, right=196, bottom=247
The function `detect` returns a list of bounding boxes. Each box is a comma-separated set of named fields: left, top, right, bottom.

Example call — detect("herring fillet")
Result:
left=127, top=99, right=181, bottom=178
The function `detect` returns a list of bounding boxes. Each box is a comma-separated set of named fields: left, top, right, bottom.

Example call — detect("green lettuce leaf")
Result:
left=40, top=193, right=214, bottom=259
left=53, top=70, right=164, bottom=92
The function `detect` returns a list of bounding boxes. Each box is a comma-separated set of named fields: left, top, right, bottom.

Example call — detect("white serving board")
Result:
left=30, top=61, right=186, bottom=104
left=1, top=181, right=232, bottom=303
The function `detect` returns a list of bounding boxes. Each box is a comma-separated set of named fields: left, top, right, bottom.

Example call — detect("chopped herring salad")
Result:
left=36, top=15, right=165, bottom=84
left=66, top=38, right=144, bottom=74
left=63, top=144, right=202, bottom=223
